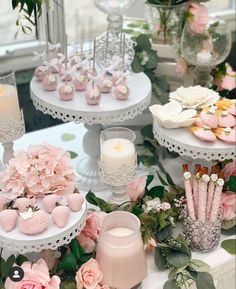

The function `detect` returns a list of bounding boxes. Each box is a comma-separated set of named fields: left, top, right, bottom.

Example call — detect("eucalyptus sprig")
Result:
left=155, top=235, right=216, bottom=289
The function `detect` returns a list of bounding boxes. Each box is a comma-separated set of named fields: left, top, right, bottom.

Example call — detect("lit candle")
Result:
left=0, top=84, right=21, bottom=126
left=101, top=138, right=136, bottom=171
left=197, top=50, right=212, bottom=63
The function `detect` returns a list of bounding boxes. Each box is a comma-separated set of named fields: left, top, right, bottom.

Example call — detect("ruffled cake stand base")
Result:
left=30, top=72, right=152, bottom=191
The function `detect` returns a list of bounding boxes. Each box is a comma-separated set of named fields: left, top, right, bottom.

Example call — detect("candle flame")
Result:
left=114, top=141, right=122, bottom=151
left=0, top=85, right=5, bottom=96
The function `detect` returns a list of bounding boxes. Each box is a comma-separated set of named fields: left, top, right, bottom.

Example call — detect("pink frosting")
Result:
left=67, top=193, right=84, bottom=212
left=114, top=84, right=130, bottom=100
left=42, top=74, right=58, bottom=91
left=85, top=88, right=101, bottom=105
left=59, top=84, right=75, bottom=101
left=200, top=110, right=218, bottom=128
left=34, top=66, right=48, bottom=81
left=218, top=113, right=236, bottom=128
left=216, top=127, right=236, bottom=144
left=18, top=210, right=49, bottom=235
left=192, top=127, right=216, bottom=142
left=52, top=206, right=70, bottom=228
left=73, top=75, right=88, bottom=91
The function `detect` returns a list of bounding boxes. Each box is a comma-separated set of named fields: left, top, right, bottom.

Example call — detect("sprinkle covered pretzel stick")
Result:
left=198, top=167, right=210, bottom=222
left=193, top=164, right=201, bottom=218
left=206, top=166, right=219, bottom=220
left=183, top=164, right=195, bottom=220
left=210, top=171, right=224, bottom=222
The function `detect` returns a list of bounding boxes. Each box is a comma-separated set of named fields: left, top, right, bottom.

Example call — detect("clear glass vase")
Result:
left=145, top=2, right=187, bottom=46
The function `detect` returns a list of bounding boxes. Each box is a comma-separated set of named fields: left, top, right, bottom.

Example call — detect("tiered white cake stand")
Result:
left=0, top=200, right=87, bottom=254
left=30, top=72, right=152, bottom=191
left=153, top=120, right=236, bottom=161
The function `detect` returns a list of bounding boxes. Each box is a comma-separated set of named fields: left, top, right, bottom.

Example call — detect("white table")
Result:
left=0, top=122, right=235, bottom=289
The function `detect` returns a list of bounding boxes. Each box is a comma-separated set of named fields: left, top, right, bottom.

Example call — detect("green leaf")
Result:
left=58, top=253, right=77, bottom=273
left=221, top=217, right=236, bottom=230
left=163, top=279, right=179, bottom=289
left=156, top=225, right=173, bottom=242
left=131, top=57, right=144, bottom=73
left=139, top=213, right=157, bottom=228
left=156, top=171, right=168, bottom=186
left=61, top=133, right=76, bottom=141
left=6, top=255, right=15, bottom=273
left=16, top=255, right=28, bottom=266
left=69, top=238, right=85, bottom=262
left=86, top=191, right=111, bottom=213
left=0, top=257, right=8, bottom=278
left=68, top=151, right=78, bottom=159
left=154, top=247, right=168, bottom=270
left=229, top=176, right=236, bottom=192
left=188, top=259, right=210, bottom=272
left=165, top=172, right=175, bottom=186
left=147, top=186, right=165, bottom=198
left=61, top=281, right=77, bottom=289
left=196, top=272, right=216, bottom=289
left=146, top=175, right=154, bottom=188
left=141, top=124, right=154, bottom=139
left=131, top=205, right=142, bottom=217
left=122, top=28, right=134, bottom=34
left=12, top=0, right=20, bottom=9
left=166, top=252, right=191, bottom=268
left=221, top=239, right=236, bottom=254
left=221, top=225, right=236, bottom=236
left=135, top=34, right=152, bottom=50
left=145, top=50, right=158, bottom=70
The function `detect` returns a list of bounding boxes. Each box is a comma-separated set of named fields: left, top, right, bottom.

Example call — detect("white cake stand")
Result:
left=153, top=120, right=236, bottom=161
left=0, top=200, right=87, bottom=254
left=30, top=73, right=152, bottom=191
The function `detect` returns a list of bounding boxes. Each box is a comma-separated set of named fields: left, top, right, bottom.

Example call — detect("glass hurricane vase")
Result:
left=180, top=18, right=231, bottom=87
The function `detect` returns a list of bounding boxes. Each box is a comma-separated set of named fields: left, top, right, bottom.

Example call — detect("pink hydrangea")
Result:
left=188, top=2, right=209, bottom=34
left=4, top=259, right=60, bottom=289
left=0, top=144, right=76, bottom=198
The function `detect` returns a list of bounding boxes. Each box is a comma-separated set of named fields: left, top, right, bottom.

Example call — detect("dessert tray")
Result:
left=153, top=120, right=235, bottom=161
left=0, top=197, right=87, bottom=254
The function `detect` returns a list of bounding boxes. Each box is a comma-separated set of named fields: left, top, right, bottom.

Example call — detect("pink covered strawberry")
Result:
left=18, top=207, right=49, bottom=235
left=14, top=197, right=35, bottom=212
left=0, top=195, right=7, bottom=211
left=52, top=205, right=70, bottom=228
left=42, top=194, right=60, bottom=213
left=67, top=193, right=84, bottom=212
left=0, top=209, right=18, bottom=232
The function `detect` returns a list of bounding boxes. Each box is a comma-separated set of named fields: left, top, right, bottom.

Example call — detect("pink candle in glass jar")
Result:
left=96, top=211, right=147, bottom=289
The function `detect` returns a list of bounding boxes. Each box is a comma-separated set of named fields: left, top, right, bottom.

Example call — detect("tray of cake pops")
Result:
left=0, top=188, right=86, bottom=245
left=150, top=86, right=236, bottom=159
left=33, top=36, right=131, bottom=106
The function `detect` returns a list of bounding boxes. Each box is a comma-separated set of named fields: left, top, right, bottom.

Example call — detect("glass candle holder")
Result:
left=183, top=209, right=223, bottom=252
left=100, top=127, right=137, bottom=204
left=180, top=18, right=231, bottom=87
left=96, top=211, right=147, bottom=289
left=0, top=72, right=25, bottom=165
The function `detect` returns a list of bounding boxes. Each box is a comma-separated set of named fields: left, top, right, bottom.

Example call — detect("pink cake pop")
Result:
left=50, top=58, right=60, bottom=73
left=73, top=74, right=88, bottom=91
left=70, top=54, right=82, bottom=68
left=114, top=78, right=130, bottom=101
left=85, top=82, right=101, bottom=105
left=112, top=70, right=124, bottom=85
left=60, top=62, right=74, bottom=81
left=97, top=74, right=113, bottom=93
left=34, top=65, right=48, bottom=81
left=42, top=74, right=58, bottom=91
left=59, top=83, right=75, bottom=101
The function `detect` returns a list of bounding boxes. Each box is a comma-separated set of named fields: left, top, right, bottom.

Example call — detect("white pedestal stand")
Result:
left=30, top=73, right=152, bottom=191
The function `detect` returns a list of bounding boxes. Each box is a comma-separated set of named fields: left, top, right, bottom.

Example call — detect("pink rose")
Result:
left=75, top=258, right=103, bottom=289
left=126, top=176, right=147, bottom=202
left=188, top=2, right=209, bottom=34
left=4, top=259, right=60, bottom=289
left=77, top=232, right=96, bottom=253
left=81, top=211, right=107, bottom=241
left=224, top=160, right=236, bottom=180
left=176, top=57, right=188, bottom=77
left=221, top=192, right=236, bottom=220
left=144, top=237, right=157, bottom=251
left=39, top=249, right=60, bottom=270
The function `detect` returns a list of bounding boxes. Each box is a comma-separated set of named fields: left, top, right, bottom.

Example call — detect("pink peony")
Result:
left=176, top=57, right=188, bottom=77
left=81, top=211, right=107, bottom=242
left=224, top=160, right=236, bottom=180
left=215, top=64, right=236, bottom=91
left=4, top=258, right=60, bottom=289
left=144, top=237, right=157, bottom=251
left=75, top=258, right=103, bottom=289
left=188, top=2, right=209, bottom=34
left=39, top=249, right=61, bottom=271
left=77, top=232, right=96, bottom=253
left=0, top=144, right=76, bottom=198
left=221, top=192, right=236, bottom=220
left=126, top=176, right=147, bottom=202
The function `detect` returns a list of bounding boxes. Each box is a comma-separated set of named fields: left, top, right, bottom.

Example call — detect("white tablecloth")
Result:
left=0, top=122, right=235, bottom=289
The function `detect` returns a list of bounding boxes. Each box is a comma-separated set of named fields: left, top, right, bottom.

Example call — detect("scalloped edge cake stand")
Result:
left=153, top=120, right=236, bottom=161
left=30, top=72, right=152, bottom=191
left=0, top=200, right=87, bottom=254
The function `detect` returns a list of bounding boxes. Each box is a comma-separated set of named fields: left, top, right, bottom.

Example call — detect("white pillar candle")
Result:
left=0, top=84, right=21, bottom=126
left=101, top=138, right=136, bottom=171
left=197, top=50, right=212, bottom=63
left=108, top=227, right=134, bottom=237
